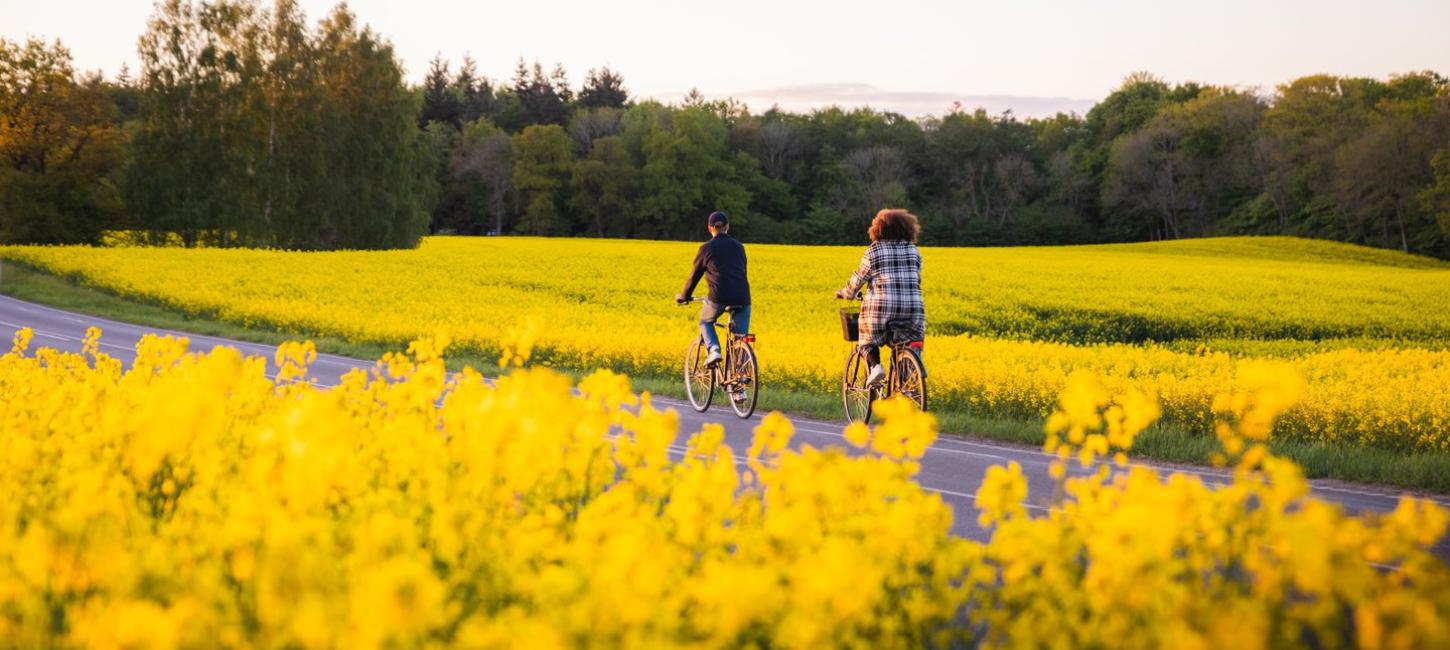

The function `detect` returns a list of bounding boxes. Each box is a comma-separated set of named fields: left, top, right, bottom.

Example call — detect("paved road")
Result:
left=4, top=293, right=1447, bottom=557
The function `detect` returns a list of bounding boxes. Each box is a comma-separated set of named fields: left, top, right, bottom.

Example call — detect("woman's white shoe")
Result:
left=866, top=364, right=886, bottom=386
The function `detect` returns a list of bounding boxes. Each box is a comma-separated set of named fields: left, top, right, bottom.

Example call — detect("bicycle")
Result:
left=838, top=299, right=927, bottom=424
left=679, top=297, right=759, bottom=419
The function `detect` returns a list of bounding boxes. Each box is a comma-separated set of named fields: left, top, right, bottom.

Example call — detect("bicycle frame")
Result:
left=680, top=297, right=759, bottom=418
left=685, top=299, right=734, bottom=373
left=886, top=342, right=925, bottom=392
left=838, top=296, right=927, bottom=423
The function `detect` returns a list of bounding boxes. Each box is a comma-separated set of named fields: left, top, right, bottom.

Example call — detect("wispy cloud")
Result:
left=645, top=83, right=1096, bottom=119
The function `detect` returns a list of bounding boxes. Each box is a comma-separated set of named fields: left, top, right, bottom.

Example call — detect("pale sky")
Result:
left=4, top=0, right=1448, bottom=117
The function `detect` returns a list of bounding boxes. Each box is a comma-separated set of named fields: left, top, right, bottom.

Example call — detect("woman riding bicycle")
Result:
left=835, top=209, right=925, bottom=386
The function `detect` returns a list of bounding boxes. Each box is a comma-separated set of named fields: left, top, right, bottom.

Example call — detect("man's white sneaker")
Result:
left=704, top=348, right=723, bottom=367
left=866, top=364, right=886, bottom=386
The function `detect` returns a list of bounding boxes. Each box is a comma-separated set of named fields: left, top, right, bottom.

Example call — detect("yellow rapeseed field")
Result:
left=3, top=236, right=1449, bottom=450
left=1, top=330, right=1446, bottom=648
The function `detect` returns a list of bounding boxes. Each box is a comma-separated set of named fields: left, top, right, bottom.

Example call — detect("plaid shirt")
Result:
left=842, top=240, right=925, bottom=346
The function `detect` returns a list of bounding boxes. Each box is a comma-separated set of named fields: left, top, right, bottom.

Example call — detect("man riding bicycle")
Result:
left=676, top=211, right=751, bottom=368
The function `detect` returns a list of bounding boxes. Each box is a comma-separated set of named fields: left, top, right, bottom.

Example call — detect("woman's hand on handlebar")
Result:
left=835, top=289, right=851, bottom=300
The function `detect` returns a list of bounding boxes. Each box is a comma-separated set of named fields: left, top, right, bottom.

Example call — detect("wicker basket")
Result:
left=839, top=307, right=860, bottom=342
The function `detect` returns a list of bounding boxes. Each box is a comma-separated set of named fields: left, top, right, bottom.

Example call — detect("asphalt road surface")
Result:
left=4, top=293, right=1447, bottom=558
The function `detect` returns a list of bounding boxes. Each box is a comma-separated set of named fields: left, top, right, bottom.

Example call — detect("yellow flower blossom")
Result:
left=748, top=410, right=794, bottom=459
left=843, top=421, right=870, bottom=448
left=975, top=461, right=1028, bottom=527
left=0, top=329, right=1447, bottom=648
left=2, top=236, right=1448, bottom=452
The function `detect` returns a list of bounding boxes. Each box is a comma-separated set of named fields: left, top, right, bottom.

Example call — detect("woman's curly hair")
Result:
left=868, top=209, right=921, bottom=243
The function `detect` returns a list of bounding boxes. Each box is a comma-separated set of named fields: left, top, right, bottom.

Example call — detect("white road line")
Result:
left=924, top=436, right=1432, bottom=501
left=794, top=418, right=1447, bottom=505
left=0, top=295, right=367, bottom=363
left=788, top=424, right=1009, bottom=461
left=1, top=321, right=78, bottom=343
left=261, top=374, right=338, bottom=389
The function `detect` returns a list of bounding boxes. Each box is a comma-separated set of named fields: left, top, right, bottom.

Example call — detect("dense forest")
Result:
left=3, top=0, right=1450, bottom=257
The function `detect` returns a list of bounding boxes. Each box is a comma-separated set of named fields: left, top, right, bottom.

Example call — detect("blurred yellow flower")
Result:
left=1, top=329, right=1447, bottom=648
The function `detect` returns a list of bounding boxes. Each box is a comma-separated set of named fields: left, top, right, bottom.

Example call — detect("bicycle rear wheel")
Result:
left=684, top=338, right=714, bottom=412
left=893, top=349, right=927, bottom=413
left=842, top=347, right=874, bottom=424
left=726, top=342, right=759, bottom=419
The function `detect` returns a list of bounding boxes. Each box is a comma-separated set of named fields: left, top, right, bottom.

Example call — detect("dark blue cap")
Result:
left=708, top=211, right=729, bottom=227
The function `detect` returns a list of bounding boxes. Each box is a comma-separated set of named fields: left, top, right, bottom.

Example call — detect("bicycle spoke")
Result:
left=842, top=349, right=873, bottom=424
left=728, top=343, right=759, bottom=418
left=683, top=339, right=714, bottom=412
left=892, top=351, right=927, bottom=412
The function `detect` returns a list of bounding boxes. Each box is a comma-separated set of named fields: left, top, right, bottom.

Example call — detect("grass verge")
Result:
left=4, top=261, right=1448, bottom=494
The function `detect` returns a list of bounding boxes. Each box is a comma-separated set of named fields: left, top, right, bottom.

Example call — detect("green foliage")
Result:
left=503, top=59, right=570, bottom=130
left=448, top=119, right=512, bottom=235
left=1423, top=147, right=1450, bottom=246
left=578, top=66, right=628, bottom=110
left=420, top=55, right=459, bottom=127
left=0, top=38, right=124, bottom=244
left=1086, top=72, right=1187, bottom=142
left=631, top=106, right=754, bottom=238
left=511, top=124, right=572, bottom=235
left=124, top=0, right=430, bottom=250
left=1103, top=89, right=1264, bottom=239
left=570, top=136, right=635, bottom=236
left=5, top=22, right=1450, bottom=257
left=312, top=6, right=434, bottom=249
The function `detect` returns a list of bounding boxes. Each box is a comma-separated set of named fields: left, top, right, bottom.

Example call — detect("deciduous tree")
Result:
left=451, top=119, right=513, bottom=235
left=511, top=124, right=572, bottom=235
left=0, top=38, right=124, bottom=244
left=570, top=136, right=635, bottom=236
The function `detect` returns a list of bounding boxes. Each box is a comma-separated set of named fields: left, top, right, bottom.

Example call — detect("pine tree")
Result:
left=421, top=53, right=459, bottom=127
left=551, top=63, right=573, bottom=104
left=511, top=60, right=568, bottom=127
left=579, top=66, right=629, bottom=109
left=454, top=55, right=494, bottom=123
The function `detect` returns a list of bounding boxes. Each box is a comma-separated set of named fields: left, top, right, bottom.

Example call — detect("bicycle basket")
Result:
left=839, top=307, right=860, bottom=342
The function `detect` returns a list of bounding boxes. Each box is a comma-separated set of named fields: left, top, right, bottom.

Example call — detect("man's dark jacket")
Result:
left=681, top=233, right=751, bottom=305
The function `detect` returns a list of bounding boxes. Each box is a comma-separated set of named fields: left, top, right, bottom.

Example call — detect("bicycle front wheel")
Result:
left=684, top=338, right=714, bottom=412
left=726, top=342, right=759, bottom=419
left=893, top=349, right=927, bottom=413
left=842, top=347, right=874, bottom=424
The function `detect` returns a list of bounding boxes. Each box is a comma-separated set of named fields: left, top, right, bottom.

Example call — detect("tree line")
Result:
left=3, top=0, right=1450, bottom=257
left=2, top=0, right=431, bottom=250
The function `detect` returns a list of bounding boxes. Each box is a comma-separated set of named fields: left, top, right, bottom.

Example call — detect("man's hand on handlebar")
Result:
left=675, top=294, right=690, bottom=305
